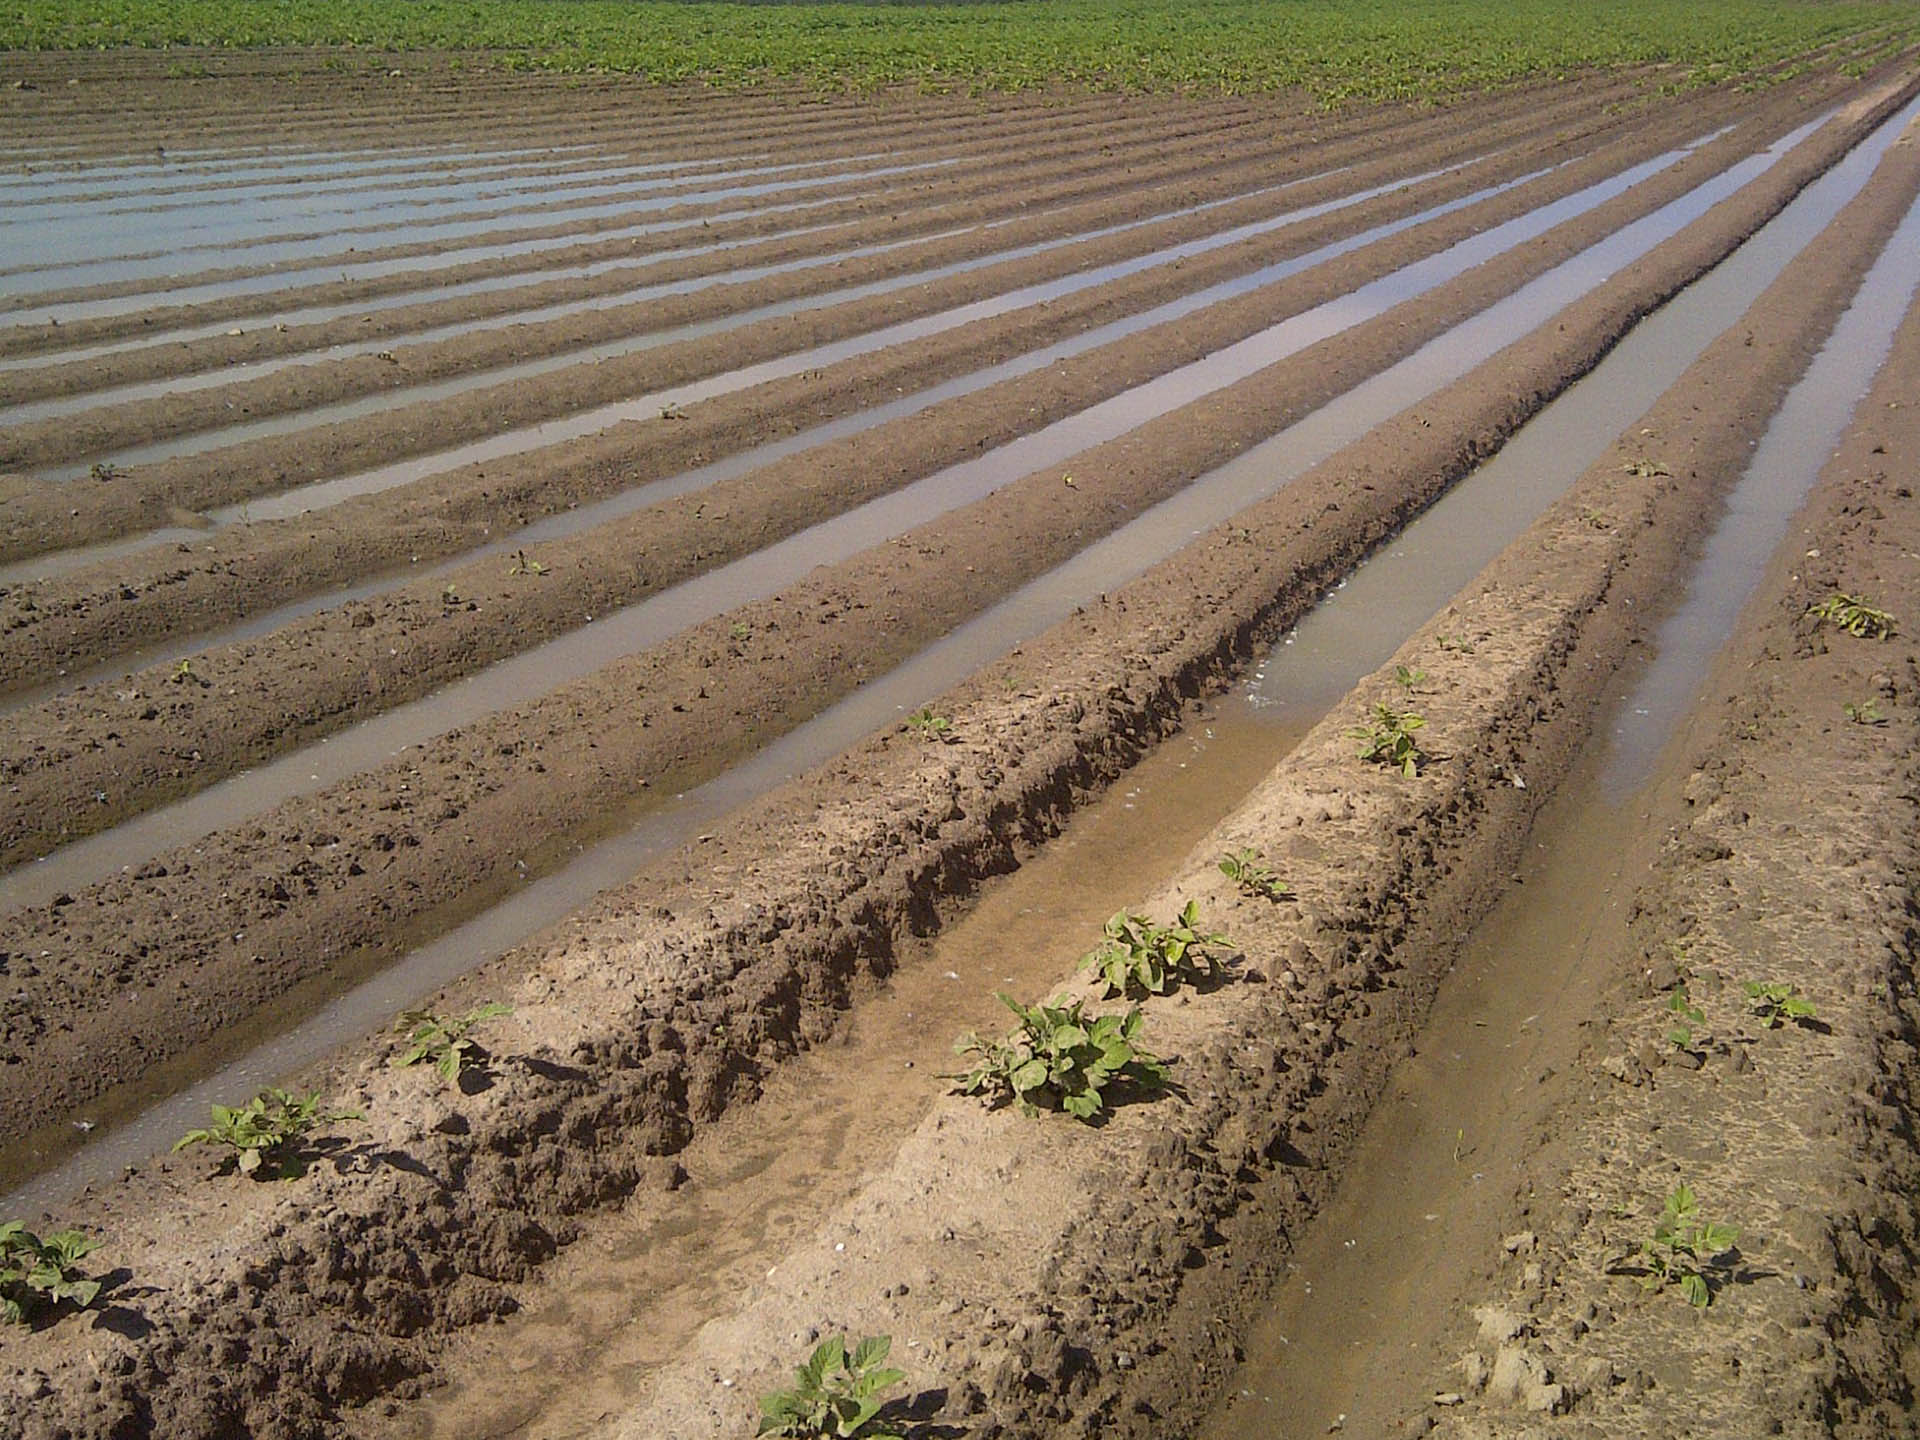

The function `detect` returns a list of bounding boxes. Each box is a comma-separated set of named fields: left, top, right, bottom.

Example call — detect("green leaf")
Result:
left=1680, top=1273, right=1709, bottom=1307
left=1010, top=1058, right=1050, bottom=1093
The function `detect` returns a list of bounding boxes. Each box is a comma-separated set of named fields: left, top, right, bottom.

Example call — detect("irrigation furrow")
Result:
left=0, top=98, right=1770, bottom=841
left=0, top=74, right=1908, bottom=1175
left=0, top=91, right=1732, bottom=568
left=0, top=85, right=1287, bottom=324
left=2, top=63, right=1915, bottom=1440
left=0, top=106, right=1444, bottom=431
left=0, top=92, right=1581, bottom=409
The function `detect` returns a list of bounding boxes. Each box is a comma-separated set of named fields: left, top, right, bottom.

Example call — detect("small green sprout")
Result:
left=0, top=1223, right=101, bottom=1325
left=1392, top=663, right=1427, bottom=690
left=1843, top=699, right=1884, bottom=725
left=904, top=707, right=953, bottom=739
left=1349, top=702, right=1427, bottom=777
left=1219, top=847, right=1292, bottom=901
left=1667, top=985, right=1705, bottom=1050
left=757, top=1333, right=905, bottom=1439
left=951, top=995, right=1170, bottom=1122
left=1080, top=901, right=1231, bottom=997
left=392, top=1003, right=513, bottom=1083
left=1631, top=1184, right=1739, bottom=1307
left=1744, top=981, right=1816, bottom=1029
left=173, top=1088, right=362, bottom=1179
left=1807, top=593, right=1895, bottom=639
left=506, top=549, right=549, bottom=577
left=1622, top=458, right=1672, bottom=478
left=89, top=461, right=119, bottom=482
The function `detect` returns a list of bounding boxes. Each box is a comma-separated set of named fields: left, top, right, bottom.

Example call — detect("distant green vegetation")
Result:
left=7, top=0, right=1916, bottom=100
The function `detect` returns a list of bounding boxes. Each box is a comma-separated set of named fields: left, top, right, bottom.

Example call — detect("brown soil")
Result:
left=0, top=78, right=1878, bottom=1152
left=1, top=49, right=1917, bottom=1440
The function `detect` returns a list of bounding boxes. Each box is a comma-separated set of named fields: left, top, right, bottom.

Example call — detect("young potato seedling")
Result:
left=174, top=1087, right=362, bottom=1178
left=1667, top=985, right=1706, bottom=1050
left=1806, top=592, right=1895, bottom=638
left=1629, top=1184, right=1739, bottom=1308
left=951, top=995, right=1170, bottom=1121
left=903, top=706, right=954, bottom=739
left=1079, top=900, right=1231, bottom=997
left=1744, top=981, right=1816, bottom=1029
left=392, top=1002, right=513, bottom=1084
left=1219, top=847, right=1293, bottom=901
left=1348, top=702, right=1427, bottom=776
left=757, top=1333, right=905, bottom=1439
left=1843, top=699, right=1884, bottom=725
left=0, top=1222, right=101, bottom=1325
left=506, top=548, right=549, bottom=577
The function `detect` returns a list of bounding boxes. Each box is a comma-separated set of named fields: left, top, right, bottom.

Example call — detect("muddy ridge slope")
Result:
left=1, top=69, right=1915, bottom=1440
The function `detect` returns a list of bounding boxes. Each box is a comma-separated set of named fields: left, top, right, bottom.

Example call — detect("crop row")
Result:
left=8, top=0, right=1920, bottom=101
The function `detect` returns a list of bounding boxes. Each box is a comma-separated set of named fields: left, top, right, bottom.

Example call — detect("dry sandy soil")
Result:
left=0, top=48, right=1917, bottom=1440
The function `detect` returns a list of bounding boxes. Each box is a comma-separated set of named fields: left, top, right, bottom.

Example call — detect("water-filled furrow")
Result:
left=0, top=118, right=1782, bottom=909
left=0, top=193, right=856, bottom=329
left=0, top=144, right=592, bottom=204
left=0, top=151, right=703, bottom=224
left=0, top=219, right=990, bottom=427
left=0, top=147, right=1500, bottom=496
left=0, top=154, right=960, bottom=299
left=0, top=101, right=1434, bottom=400
left=9, top=90, right=1906, bottom=1212
left=0, top=99, right=1269, bottom=330
left=2, top=137, right=1349, bottom=430
left=0, top=82, right=1577, bottom=339
left=1601, top=165, right=1920, bottom=794
left=0, top=157, right=807, bottom=266
left=0, top=91, right=1358, bottom=395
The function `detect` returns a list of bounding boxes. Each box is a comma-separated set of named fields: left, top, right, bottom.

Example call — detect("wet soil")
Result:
left=1, top=49, right=1917, bottom=1440
left=0, top=72, right=1886, bottom=1164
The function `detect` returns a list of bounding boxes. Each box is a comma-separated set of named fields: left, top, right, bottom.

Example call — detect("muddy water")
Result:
left=0, top=221, right=984, bottom=427
left=1, top=158, right=725, bottom=265
left=3, top=193, right=851, bottom=328
left=0, top=159, right=1498, bottom=577
left=2, top=102, right=1878, bottom=1210
left=15, top=157, right=1430, bottom=484
left=1, top=154, right=953, bottom=298
left=0, top=143, right=1710, bottom=909
left=1602, top=170, right=1920, bottom=794
left=2, top=159, right=1328, bottom=428
left=1201, top=107, right=1920, bottom=1440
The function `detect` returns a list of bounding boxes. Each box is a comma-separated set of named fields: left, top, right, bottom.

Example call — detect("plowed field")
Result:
left=3, top=47, right=1919, bottom=1440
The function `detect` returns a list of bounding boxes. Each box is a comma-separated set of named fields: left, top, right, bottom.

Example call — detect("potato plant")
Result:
left=1079, top=900, right=1231, bottom=997
left=174, top=1087, right=362, bottom=1178
left=1348, top=702, right=1427, bottom=776
left=1806, top=592, right=1895, bottom=638
left=392, top=1002, right=512, bottom=1084
left=1219, top=847, right=1292, bottom=901
left=1632, top=1184, right=1739, bottom=1307
left=758, top=1333, right=905, bottom=1440
left=951, top=995, right=1170, bottom=1121
left=1744, top=981, right=1816, bottom=1029
left=0, top=1222, right=101, bottom=1325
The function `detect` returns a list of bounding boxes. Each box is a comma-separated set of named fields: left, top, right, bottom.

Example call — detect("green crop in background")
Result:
left=5, top=1, right=1917, bottom=100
